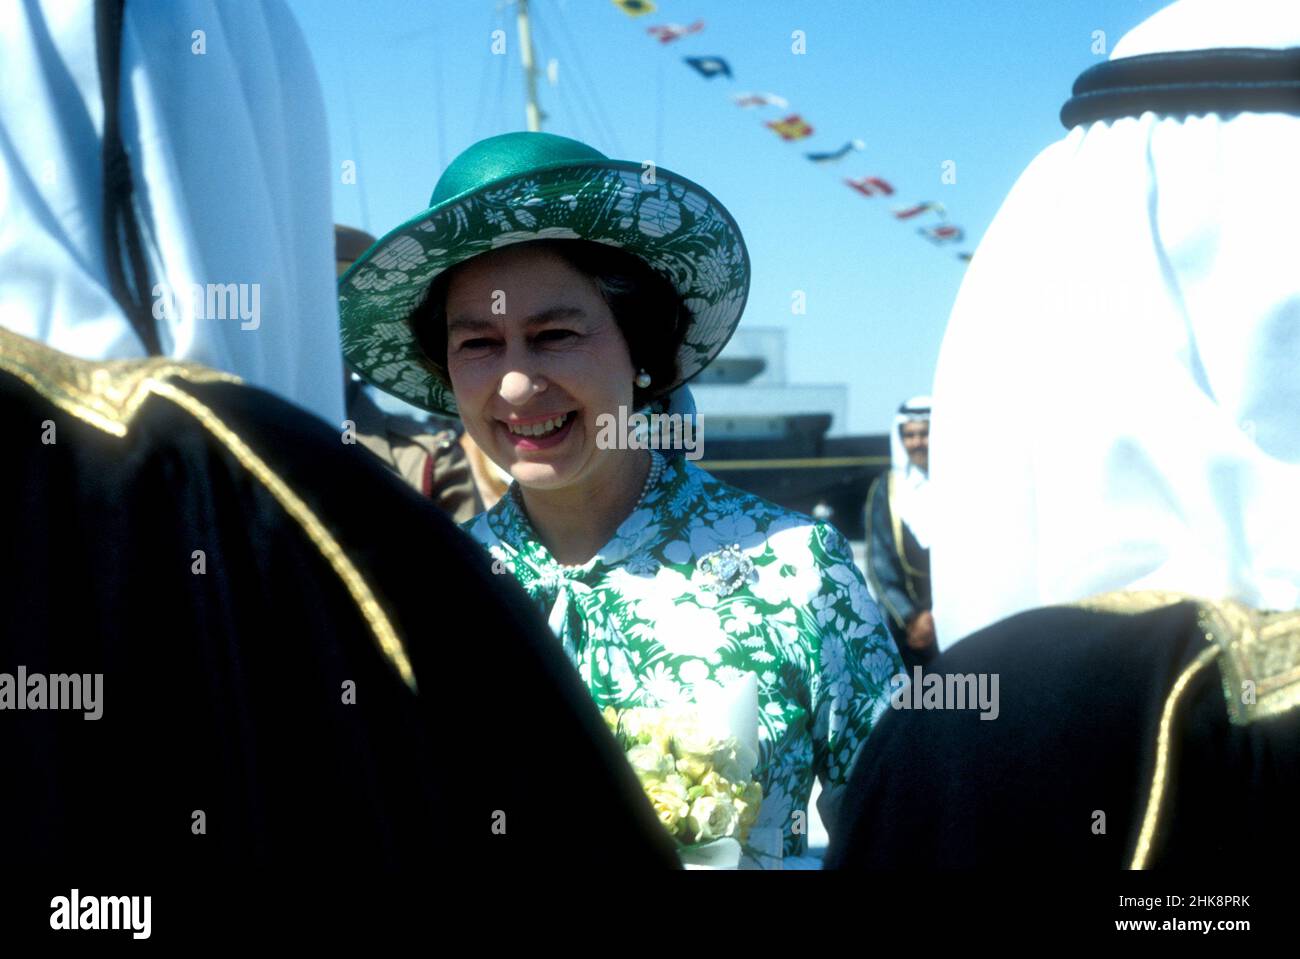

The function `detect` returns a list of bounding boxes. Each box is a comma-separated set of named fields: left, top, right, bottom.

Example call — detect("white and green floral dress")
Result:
left=463, top=452, right=902, bottom=861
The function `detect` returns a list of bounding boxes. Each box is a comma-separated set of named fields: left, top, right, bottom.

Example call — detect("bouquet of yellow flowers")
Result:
left=603, top=682, right=765, bottom=868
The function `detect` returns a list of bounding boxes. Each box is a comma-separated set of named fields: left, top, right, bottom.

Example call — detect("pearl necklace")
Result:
left=511, top=451, right=665, bottom=570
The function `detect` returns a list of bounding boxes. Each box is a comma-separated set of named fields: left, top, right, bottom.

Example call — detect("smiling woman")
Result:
left=413, top=238, right=689, bottom=414
left=419, top=240, right=691, bottom=562
left=338, top=131, right=903, bottom=866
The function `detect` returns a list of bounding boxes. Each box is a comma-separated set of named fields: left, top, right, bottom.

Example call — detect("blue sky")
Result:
left=288, top=0, right=1163, bottom=433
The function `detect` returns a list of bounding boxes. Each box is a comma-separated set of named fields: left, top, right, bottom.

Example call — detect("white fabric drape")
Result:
left=0, top=0, right=343, bottom=425
left=931, top=0, right=1300, bottom=648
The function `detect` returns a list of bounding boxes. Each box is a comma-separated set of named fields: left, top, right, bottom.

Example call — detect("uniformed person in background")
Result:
left=336, top=224, right=486, bottom=520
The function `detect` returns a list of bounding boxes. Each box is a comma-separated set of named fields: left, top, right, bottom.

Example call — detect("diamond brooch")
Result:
left=697, top=544, right=756, bottom=597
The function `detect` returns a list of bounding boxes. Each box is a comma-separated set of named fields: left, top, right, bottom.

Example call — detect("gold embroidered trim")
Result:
left=1072, top=590, right=1198, bottom=617
left=1075, top=590, right=1300, bottom=726
left=1198, top=602, right=1300, bottom=726
left=1129, top=644, right=1219, bottom=870
left=885, top=472, right=927, bottom=582
left=863, top=479, right=907, bottom=630
left=0, top=325, right=238, bottom=436
left=150, top=381, right=417, bottom=694
left=1080, top=591, right=1300, bottom=863
left=0, top=329, right=416, bottom=693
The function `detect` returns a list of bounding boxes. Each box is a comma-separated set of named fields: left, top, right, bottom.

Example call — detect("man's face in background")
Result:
left=901, top=420, right=929, bottom=473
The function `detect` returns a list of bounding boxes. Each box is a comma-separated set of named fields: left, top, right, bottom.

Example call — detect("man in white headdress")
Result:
left=830, top=0, right=1300, bottom=870
left=0, top=0, right=674, bottom=878
left=864, top=396, right=936, bottom=667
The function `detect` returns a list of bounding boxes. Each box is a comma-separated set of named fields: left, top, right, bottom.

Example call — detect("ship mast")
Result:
left=515, top=0, right=544, bottom=131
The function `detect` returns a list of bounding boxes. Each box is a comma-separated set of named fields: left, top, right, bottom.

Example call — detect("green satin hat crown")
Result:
left=338, top=131, right=750, bottom=417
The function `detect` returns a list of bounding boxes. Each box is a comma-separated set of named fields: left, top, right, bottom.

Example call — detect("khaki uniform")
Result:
left=347, top=385, right=482, bottom=523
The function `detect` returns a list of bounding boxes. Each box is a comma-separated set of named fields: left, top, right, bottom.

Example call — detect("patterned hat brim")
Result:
left=338, top=160, right=750, bottom=416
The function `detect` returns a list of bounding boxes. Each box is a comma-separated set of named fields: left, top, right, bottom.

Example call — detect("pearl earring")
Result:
left=634, top=369, right=652, bottom=389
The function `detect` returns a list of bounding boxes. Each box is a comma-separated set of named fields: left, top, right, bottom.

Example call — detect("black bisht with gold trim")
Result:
left=826, top=594, right=1300, bottom=869
left=0, top=328, right=677, bottom=872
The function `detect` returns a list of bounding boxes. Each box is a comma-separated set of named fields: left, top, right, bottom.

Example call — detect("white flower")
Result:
left=694, top=590, right=719, bottom=609
left=749, top=562, right=822, bottom=608
left=488, top=226, right=582, bottom=249
left=723, top=603, right=762, bottom=634
left=637, top=598, right=730, bottom=662
left=370, top=235, right=425, bottom=271
left=687, top=794, right=739, bottom=843
left=636, top=197, right=682, bottom=238
left=672, top=717, right=721, bottom=762
left=627, top=744, right=674, bottom=783
left=607, top=645, right=638, bottom=698
left=641, top=662, right=687, bottom=707
left=606, top=565, right=688, bottom=602
left=647, top=778, right=691, bottom=834
left=689, top=247, right=730, bottom=299
left=348, top=267, right=407, bottom=292
left=713, top=665, right=750, bottom=688
left=677, top=659, right=711, bottom=686
left=764, top=519, right=816, bottom=571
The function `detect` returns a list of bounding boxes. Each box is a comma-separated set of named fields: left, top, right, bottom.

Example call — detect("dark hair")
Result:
left=408, top=239, right=692, bottom=409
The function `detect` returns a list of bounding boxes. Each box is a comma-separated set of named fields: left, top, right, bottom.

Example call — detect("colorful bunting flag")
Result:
left=612, top=0, right=657, bottom=18
left=845, top=176, right=895, bottom=197
left=648, top=20, right=705, bottom=44
left=920, top=224, right=965, bottom=243
left=765, top=114, right=814, bottom=141
left=892, top=201, right=946, bottom=220
left=732, top=92, right=788, bottom=109
left=684, top=56, right=732, bottom=79
left=614, top=4, right=974, bottom=263
left=807, top=139, right=865, bottom=164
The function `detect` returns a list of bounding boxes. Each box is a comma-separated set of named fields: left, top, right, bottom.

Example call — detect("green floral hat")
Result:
left=338, top=131, right=750, bottom=416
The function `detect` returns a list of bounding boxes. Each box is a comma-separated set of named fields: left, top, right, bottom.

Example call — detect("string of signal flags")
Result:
left=610, top=0, right=974, bottom=264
